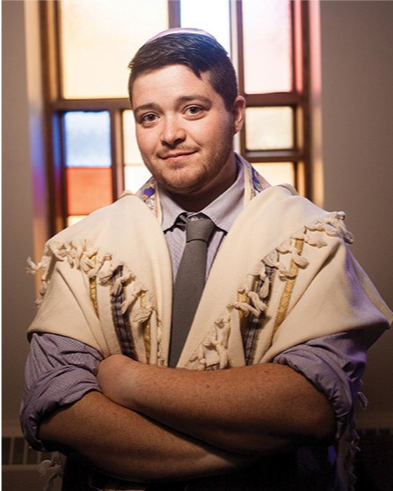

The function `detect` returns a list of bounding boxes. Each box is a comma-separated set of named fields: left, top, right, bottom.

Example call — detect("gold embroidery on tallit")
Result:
left=272, top=239, right=304, bottom=338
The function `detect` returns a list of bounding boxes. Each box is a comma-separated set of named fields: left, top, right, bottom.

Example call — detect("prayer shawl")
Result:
left=27, top=158, right=392, bottom=491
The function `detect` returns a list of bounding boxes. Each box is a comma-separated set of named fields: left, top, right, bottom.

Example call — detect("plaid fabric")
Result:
left=242, top=264, right=275, bottom=365
left=112, top=266, right=138, bottom=360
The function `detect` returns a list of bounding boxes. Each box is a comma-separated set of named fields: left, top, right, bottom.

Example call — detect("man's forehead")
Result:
left=132, top=64, right=214, bottom=98
left=131, top=64, right=221, bottom=110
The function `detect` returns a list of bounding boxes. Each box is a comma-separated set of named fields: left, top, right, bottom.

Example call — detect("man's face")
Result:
left=132, top=64, right=244, bottom=208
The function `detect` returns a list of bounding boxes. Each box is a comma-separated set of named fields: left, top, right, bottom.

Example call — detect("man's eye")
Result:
left=186, top=106, right=203, bottom=116
left=141, top=113, right=157, bottom=124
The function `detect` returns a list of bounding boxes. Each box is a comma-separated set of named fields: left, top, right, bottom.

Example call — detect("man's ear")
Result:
left=232, top=96, right=246, bottom=134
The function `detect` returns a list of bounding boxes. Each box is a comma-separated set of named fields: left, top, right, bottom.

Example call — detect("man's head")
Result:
left=128, top=29, right=238, bottom=111
left=128, top=29, right=245, bottom=210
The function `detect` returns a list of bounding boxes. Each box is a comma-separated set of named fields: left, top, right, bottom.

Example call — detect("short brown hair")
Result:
left=128, top=33, right=238, bottom=111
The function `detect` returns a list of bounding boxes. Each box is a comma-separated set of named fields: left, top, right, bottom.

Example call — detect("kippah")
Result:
left=145, top=27, right=217, bottom=45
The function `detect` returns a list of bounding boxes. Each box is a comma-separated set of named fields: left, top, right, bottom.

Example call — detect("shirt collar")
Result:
left=160, top=160, right=244, bottom=234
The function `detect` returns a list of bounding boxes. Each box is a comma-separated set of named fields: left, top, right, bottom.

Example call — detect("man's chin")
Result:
left=157, top=173, right=208, bottom=196
left=163, top=181, right=206, bottom=197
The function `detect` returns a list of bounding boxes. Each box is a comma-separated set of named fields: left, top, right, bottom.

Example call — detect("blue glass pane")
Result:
left=64, top=111, right=111, bottom=168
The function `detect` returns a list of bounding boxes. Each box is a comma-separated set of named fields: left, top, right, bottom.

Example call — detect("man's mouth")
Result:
left=160, top=150, right=197, bottom=161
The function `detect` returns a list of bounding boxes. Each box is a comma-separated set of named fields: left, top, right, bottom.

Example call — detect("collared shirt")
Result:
left=160, top=162, right=244, bottom=280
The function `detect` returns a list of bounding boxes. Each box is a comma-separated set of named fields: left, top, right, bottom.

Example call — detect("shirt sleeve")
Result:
left=273, top=330, right=367, bottom=439
left=20, top=332, right=104, bottom=451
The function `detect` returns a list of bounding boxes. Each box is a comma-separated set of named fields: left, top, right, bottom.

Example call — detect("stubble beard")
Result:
left=145, top=123, right=235, bottom=197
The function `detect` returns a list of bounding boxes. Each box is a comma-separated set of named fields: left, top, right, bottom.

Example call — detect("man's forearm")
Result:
left=98, top=357, right=336, bottom=454
left=39, top=391, right=251, bottom=482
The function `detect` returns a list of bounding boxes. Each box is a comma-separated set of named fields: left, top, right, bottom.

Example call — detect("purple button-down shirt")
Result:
left=20, top=166, right=367, bottom=451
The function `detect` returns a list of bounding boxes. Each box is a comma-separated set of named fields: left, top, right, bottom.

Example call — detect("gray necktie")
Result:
left=169, top=216, right=215, bottom=367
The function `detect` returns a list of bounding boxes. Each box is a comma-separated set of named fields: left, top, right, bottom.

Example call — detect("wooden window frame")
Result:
left=41, top=0, right=312, bottom=234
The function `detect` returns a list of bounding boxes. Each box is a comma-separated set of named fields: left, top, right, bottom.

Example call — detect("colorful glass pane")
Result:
left=252, top=163, right=295, bottom=186
left=243, top=0, right=292, bottom=93
left=67, top=216, right=87, bottom=227
left=60, top=0, right=169, bottom=99
left=64, top=111, right=111, bottom=168
left=122, top=110, right=151, bottom=192
left=180, top=0, right=231, bottom=55
left=245, top=107, right=293, bottom=150
left=123, top=110, right=143, bottom=165
left=124, top=165, right=152, bottom=193
left=66, top=168, right=112, bottom=215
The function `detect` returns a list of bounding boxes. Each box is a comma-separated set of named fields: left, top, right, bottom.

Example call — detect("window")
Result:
left=41, top=0, right=312, bottom=232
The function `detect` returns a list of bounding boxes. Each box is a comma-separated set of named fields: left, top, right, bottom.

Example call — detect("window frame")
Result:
left=41, top=0, right=312, bottom=234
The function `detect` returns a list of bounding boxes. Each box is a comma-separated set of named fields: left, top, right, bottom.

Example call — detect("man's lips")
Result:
left=159, top=150, right=197, bottom=160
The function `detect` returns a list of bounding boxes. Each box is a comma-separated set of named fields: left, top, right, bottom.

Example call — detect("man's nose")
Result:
left=161, top=116, right=186, bottom=147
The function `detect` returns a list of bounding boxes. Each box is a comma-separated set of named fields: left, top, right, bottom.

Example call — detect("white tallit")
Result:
left=27, top=159, right=392, bottom=491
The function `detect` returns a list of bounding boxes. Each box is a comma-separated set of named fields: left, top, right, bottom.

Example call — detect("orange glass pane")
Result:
left=252, top=163, right=295, bottom=186
left=246, top=107, right=293, bottom=150
left=67, top=168, right=113, bottom=215
left=60, top=0, right=169, bottom=99
left=243, top=0, right=292, bottom=93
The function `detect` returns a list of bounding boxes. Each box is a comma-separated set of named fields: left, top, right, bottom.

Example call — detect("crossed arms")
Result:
left=40, top=354, right=335, bottom=483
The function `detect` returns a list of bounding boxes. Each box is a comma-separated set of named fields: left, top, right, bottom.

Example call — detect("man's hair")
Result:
left=128, top=33, right=238, bottom=111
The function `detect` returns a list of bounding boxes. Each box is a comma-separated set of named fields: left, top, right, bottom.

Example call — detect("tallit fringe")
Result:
left=341, top=390, right=368, bottom=491
left=189, top=211, right=353, bottom=369
left=27, top=240, right=155, bottom=330
left=27, top=212, right=353, bottom=370
left=38, top=452, right=65, bottom=491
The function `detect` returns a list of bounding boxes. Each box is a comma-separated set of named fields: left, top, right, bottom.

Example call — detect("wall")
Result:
left=2, top=0, right=47, bottom=433
left=320, top=0, right=393, bottom=428
left=2, top=0, right=392, bottom=440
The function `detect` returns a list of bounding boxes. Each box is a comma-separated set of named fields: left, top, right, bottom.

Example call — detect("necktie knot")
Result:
left=185, top=217, right=215, bottom=243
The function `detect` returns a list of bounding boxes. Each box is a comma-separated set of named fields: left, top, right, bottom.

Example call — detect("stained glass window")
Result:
left=64, top=111, right=113, bottom=221
left=180, top=0, right=231, bottom=55
left=122, top=110, right=151, bottom=192
left=245, top=107, right=294, bottom=150
left=60, top=0, right=169, bottom=99
left=252, top=163, right=295, bottom=186
left=64, top=111, right=111, bottom=167
left=44, top=0, right=310, bottom=232
left=242, top=0, right=292, bottom=93
left=66, top=168, right=112, bottom=215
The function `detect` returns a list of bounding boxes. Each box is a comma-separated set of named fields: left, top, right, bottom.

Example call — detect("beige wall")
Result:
left=320, top=0, right=393, bottom=428
left=2, top=1, right=392, bottom=433
left=2, top=0, right=44, bottom=431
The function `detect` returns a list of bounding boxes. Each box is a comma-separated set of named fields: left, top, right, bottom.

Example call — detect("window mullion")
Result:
left=168, top=0, right=181, bottom=27
left=110, top=109, right=125, bottom=200
left=234, top=0, right=246, bottom=156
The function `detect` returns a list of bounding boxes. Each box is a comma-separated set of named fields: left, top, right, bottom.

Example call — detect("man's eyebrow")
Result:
left=133, top=103, right=161, bottom=115
left=133, top=95, right=212, bottom=115
left=177, top=95, right=212, bottom=106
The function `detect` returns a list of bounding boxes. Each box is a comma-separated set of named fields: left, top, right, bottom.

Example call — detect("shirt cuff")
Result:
left=273, top=341, right=365, bottom=439
left=21, top=366, right=102, bottom=451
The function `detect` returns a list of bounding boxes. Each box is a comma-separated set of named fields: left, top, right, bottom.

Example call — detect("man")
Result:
left=21, top=29, right=391, bottom=490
